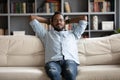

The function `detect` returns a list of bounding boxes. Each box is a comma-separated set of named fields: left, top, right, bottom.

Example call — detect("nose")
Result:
left=57, top=20, right=61, bottom=23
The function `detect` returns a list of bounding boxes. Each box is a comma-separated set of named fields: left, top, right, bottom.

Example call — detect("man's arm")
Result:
left=65, top=15, right=87, bottom=24
left=71, top=16, right=88, bottom=39
left=30, top=15, right=50, bottom=24
left=29, top=15, right=48, bottom=42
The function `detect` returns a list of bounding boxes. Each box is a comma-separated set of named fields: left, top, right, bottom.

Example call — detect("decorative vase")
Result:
left=92, top=15, right=98, bottom=30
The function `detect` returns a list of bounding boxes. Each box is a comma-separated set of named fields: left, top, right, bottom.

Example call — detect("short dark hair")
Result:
left=51, top=11, right=64, bottom=22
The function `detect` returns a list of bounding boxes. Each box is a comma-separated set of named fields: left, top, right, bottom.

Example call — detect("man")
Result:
left=29, top=12, right=87, bottom=80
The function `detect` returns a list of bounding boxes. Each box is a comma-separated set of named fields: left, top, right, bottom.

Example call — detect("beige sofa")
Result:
left=0, top=34, right=120, bottom=80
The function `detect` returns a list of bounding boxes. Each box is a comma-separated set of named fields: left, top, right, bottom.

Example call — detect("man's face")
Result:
left=52, top=14, right=65, bottom=31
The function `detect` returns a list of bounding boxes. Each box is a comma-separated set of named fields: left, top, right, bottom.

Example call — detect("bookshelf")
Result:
left=0, top=0, right=118, bottom=38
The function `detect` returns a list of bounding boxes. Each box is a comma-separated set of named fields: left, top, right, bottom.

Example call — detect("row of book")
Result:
left=0, top=0, right=113, bottom=13
left=10, top=2, right=35, bottom=13
left=45, top=0, right=60, bottom=13
left=0, top=3, right=7, bottom=13
left=40, top=0, right=71, bottom=13
left=89, top=0, right=112, bottom=12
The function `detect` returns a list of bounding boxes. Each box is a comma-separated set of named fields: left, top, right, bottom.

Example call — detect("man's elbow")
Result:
left=29, top=15, right=37, bottom=21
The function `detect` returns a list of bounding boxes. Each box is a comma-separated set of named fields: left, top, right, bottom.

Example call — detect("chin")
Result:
left=54, top=28, right=64, bottom=31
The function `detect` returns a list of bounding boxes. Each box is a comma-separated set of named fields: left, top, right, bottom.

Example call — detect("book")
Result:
left=93, top=2, right=100, bottom=12
left=45, top=2, right=50, bottom=13
left=64, top=2, right=71, bottom=13
left=89, top=2, right=94, bottom=12
left=93, top=0, right=111, bottom=12
left=0, top=28, right=4, bottom=35
left=22, top=2, right=26, bottom=13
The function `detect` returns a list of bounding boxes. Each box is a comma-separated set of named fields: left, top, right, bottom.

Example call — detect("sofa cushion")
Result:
left=8, top=36, right=44, bottom=55
left=0, top=37, right=9, bottom=66
left=78, top=34, right=120, bottom=66
left=0, top=37, right=9, bottom=55
left=78, top=37, right=111, bottom=56
left=0, top=67, right=49, bottom=80
left=0, top=35, right=45, bottom=67
left=109, top=34, right=120, bottom=53
left=77, top=65, right=120, bottom=80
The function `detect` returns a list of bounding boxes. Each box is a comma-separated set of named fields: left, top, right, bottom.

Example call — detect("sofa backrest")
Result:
left=78, top=34, right=120, bottom=66
left=0, top=35, right=45, bottom=67
left=0, top=34, right=120, bottom=67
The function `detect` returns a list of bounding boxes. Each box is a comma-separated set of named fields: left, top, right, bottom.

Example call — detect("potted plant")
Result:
left=114, top=28, right=120, bottom=34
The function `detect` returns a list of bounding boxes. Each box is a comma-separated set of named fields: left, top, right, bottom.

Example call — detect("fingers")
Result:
left=84, top=16, right=87, bottom=21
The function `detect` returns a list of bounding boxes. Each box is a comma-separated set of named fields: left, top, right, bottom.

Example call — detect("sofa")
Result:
left=0, top=33, right=120, bottom=80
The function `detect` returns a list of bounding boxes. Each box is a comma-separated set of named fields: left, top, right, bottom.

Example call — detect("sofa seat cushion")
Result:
left=0, top=67, right=49, bottom=80
left=77, top=65, right=120, bottom=80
